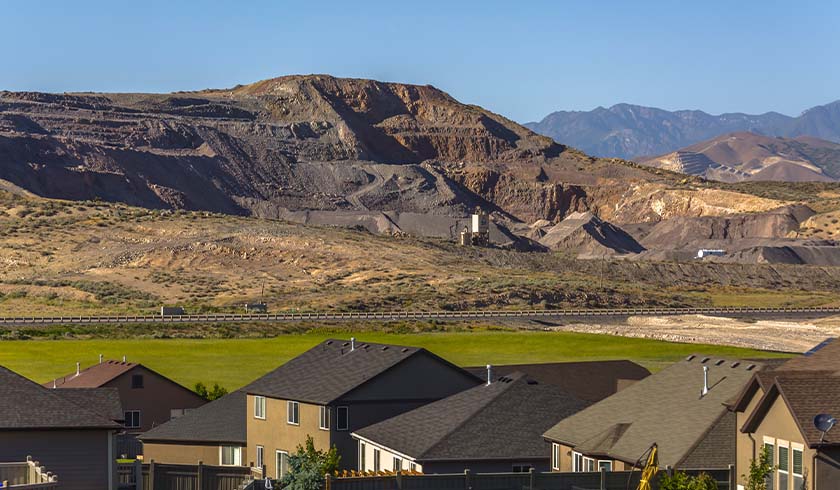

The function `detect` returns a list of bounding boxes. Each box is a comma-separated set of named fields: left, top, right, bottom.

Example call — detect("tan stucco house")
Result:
left=734, top=338, right=840, bottom=490
left=245, top=338, right=481, bottom=479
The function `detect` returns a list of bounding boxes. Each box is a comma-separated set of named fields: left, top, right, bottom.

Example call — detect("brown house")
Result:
left=246, top=338, right=481, bottom=479
left=45, top=359, right=207, bottom=433
left=140, top=390, right=248, bottom=466
left=543, top=355, right=765, bottom=473
left=0, top=365, right=122, bottom=490
left=733, top=338, right=840, bottom=489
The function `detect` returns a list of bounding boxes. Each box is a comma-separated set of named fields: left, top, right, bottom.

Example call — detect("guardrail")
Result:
left=0, top=306, right=838, bottom=326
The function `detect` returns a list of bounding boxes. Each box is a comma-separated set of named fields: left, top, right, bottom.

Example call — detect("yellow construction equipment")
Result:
left=634, top=443, right=659, bottom=490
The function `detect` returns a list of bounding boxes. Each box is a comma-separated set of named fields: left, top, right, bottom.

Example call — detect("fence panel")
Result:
left=472, top=472, right=530, bottom=490
left=533, top=471, right=602, bottom=490
left=401, top=474, right=466, bottom=490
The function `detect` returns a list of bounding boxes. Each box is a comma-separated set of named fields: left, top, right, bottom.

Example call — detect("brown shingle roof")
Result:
left=465, top=360, right=650, bottom=403
left=543, top=355, right=764, bottom=468
left=53, top=387, right=124, bottom=422
left=44, top=360, right=138, bottom=388
left=0, top=366, right=121, bottom=430
left=778, top=338, right=840, bottom=373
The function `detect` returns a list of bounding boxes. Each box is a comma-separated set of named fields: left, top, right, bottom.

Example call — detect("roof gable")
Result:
left=0, top=366, right=121, bottom=430
left=542, top=355, right=764, bottom=467
left=140, top=390, right=247, bottom=445
left=246, top=339, right=475, bottom=404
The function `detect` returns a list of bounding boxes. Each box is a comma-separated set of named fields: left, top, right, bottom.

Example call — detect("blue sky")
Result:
left=2, top=0, right=838, bottom=122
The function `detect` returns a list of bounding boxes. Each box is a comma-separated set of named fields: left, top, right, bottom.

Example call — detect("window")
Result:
left=409, top=462, right=417, bottom=472
left=598, top=460, right=613, bottom=472
left=256, top=446, right=264, bottom=470
left=359, top=441, right=366, bottom=470
left=131, top=374, right=144, bottom=389
left=777, top=442, right=789, bottom=490
left=512, top=464, right=533, bottom=473
left=319, top=406, right=330, bottom=430
left=276, top=451, right=289, bottom=479
left=393, top=456, right=402, bottom=471
left=551, top=443, right=561, bottom=470
left=336, top=406, right=349, bottom=431
left=287, top=401, right=300, bottom=425
left=584, top=457, right=596, bottom=472
left=124, top=410, right=141, bottom=429
left=763, top=441, right=775, bottom=490
left=254, top=396, right=266, bottom=419
left=220, top=446, right=241, bottom=466
left=373, top=448, right=381, bottom=472
left=572, top=451, right=583, bottom=472
left=792, top=444, right=804, bottom=490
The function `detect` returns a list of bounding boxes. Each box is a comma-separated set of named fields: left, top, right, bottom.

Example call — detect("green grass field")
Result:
left=0, top=331, right=791, bottom=392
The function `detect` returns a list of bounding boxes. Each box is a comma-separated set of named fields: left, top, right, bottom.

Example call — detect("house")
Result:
left=0, top=365, right=122, bottom=490
left=245, top=338, right=481, bottom=478
left=44, top=359, right=207, bottom=433
left=352, top=371, right=589, bottom=474
left=140, top=390, right=248, bottom=466
left=733, top=338, right=840, bottom=489
left=543, top=355, right=765, bottom=473
left=464, top=360, right=651, bottom=403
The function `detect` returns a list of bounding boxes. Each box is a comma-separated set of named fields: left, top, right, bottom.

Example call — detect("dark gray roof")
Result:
left=246, top=339, right=464, bottom=404
left=543, top=355, right=764, bottom=468
left=53, top=387, right=124, bottom=422
left=466, top=361, right=651, bottom=403
left=354, top=372, right=589, bottom=462
left=140, top=391, right=246, bottom=445
left=0, top=366, right=121, bottom=430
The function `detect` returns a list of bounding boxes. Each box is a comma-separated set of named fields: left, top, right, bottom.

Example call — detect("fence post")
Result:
left=134, top=459, right=142, bottom=490
left=464, top=469, right=471, bottom=490
left=666, top=465, right=673, bottom=477
left=197, top=460, right=204, bottom=490
left=600, top=466, right=606, bottom=490
left=728, top=464, right=735, bottom=490
left=149, top=460, right=156, bottom=490
left=324, top=473, right=332, bottom=490
left=529, top=467, right=535, bottom=490
left=396, top=469, right=403, bottom=490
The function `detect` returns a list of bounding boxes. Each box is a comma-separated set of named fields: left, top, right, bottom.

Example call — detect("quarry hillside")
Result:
left=3, top=75, right=840, bottom=265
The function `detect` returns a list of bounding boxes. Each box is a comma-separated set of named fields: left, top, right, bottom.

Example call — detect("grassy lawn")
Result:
left=0, top=331, right=791, bottom=392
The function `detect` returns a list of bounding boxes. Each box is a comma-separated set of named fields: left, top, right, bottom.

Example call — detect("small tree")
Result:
left=279, top=435, right=341, bottom=490
left=194, top=382, right=229, bottom=401
left=743, top=445, right=774, bottom=490
left=659, top=471, right=718, bottom=490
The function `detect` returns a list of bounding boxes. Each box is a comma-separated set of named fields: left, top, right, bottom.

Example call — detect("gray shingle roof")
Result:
left=53, top=387, right=124, bottom=422
left=246, top=339, right=461, bottom=404
left=0, top=366, right=121, bottom=430
left=139, top=390, right=247, bottom=445
left=465, top=361, right=650, bottom=403
left=543, top=355, right=764, bottom=468
left=354, top=372, right=589, bottom=462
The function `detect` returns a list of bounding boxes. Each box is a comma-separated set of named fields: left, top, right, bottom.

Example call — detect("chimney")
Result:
left=99, top=354, right=103, bottom=364
left=701, top=366, right=710, bottom=396
left=75, top=362, right=80, bottom=377
left=350, top=338, right=356, bottom=351
left=486, top=364, right=492, bottom=386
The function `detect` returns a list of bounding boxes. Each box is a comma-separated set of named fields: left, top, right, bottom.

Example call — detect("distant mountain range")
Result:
left=525, top=101, right=840, bottom=160
left=639, top=132, right=840, bottom=183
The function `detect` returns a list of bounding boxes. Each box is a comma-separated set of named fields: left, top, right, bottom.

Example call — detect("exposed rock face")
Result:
left=534, top=212, right=644, bottom=256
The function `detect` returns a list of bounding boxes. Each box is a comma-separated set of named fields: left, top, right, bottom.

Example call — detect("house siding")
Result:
left=550, top=443, right=629, bottom=473
left=0, top=429, right=115, bottom=490
left=105, top=366, right=206, bottom=433
left=735, top=386, right=764, bottom=488
left=143, top=442, right=247, bottom=466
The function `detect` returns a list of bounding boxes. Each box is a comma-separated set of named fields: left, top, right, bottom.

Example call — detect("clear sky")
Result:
left=2, top=0, right=838, bottom=123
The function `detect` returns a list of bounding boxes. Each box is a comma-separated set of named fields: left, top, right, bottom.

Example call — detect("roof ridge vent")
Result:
left=731, top=362, right=740, bottom=368
left=686, top=355, right=696, bottom=361
left=746, top=364, right=756, bottom=371
left=381, top=346, right=389, bottom=351
left=715, top=360, right=725, bottom=366
left=701, top=357, right=710, bottom=364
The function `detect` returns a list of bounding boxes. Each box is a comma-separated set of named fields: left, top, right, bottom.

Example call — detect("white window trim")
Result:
left=373, top=448, right=381, bottom=472
left=393, top=456, right=402, bottom=472
left=287, top=401, right=300, bottom=425
left=583, top=456, right=596, bottom=472
left=256, top=445, right=264, bottom=470
left=359, top=441, right=366, bottom=470
left=791, top=442, right=805, bottom=478
left=219, top=445, right=242, bottom=466
left=276, top=450, right=289, bottom=480
left=336, top=406, right=349, bottom=431
left=598, top=460, right=613, bottom=472
left=254, top=396, right=266, bottom=420
left=319, top=406, right=330, bottom=430
left=124, top=410, right=141, bottom=429
left=551, top=443, right=560, bottom=470
left=777, top=440, right=790, bottom=480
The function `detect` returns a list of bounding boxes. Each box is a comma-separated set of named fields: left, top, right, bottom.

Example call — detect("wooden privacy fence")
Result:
left=117, top=460, right=252, bottom=490
left=325, top=466, right=735, bottom=490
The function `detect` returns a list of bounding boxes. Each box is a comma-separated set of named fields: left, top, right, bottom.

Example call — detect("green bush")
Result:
left=279, top=435, right=340, bottom=490
left=660, top=471, right=718, bottom=490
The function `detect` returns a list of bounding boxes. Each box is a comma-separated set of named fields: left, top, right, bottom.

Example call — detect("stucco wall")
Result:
left=143, top=442, right=247, bottom=466
left=735, top=387, right=764, bottom=489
